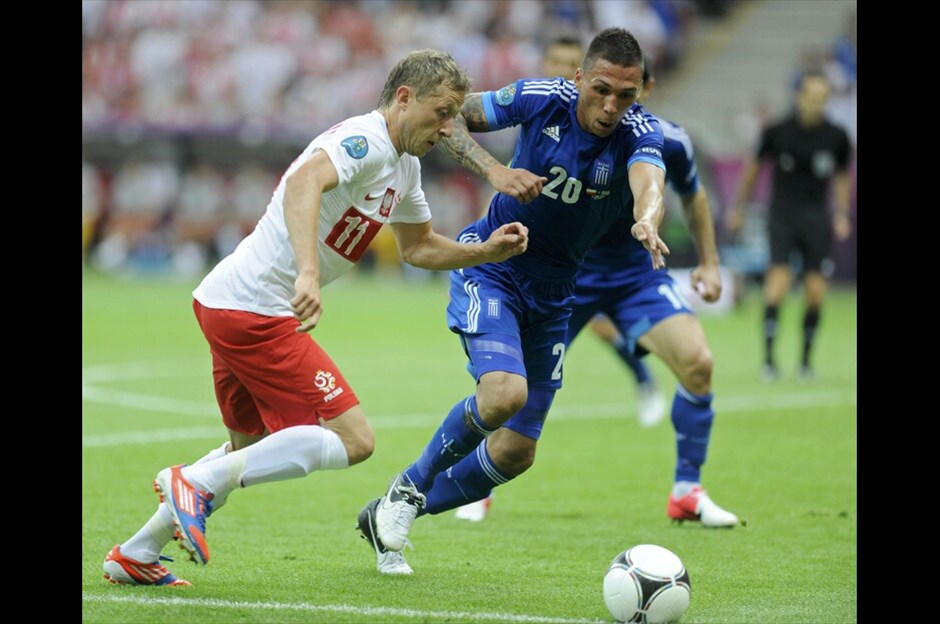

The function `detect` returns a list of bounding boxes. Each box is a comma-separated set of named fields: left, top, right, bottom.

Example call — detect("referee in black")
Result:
left=729, top=71, right=852, bottom=382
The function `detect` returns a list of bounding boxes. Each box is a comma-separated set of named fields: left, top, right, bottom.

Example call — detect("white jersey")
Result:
left=193, top=110, right=432, bottom=316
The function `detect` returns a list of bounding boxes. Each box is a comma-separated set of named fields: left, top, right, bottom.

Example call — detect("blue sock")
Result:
left=611, top=334, right=652, bottom=384
left=421, top=439, right=511, bottom=515
left=404, top=395, right=497, bottom=492
left=671, top=384, right=714, bottom=483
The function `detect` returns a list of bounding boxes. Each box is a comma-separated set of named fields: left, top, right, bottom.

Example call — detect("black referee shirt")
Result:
left=757, top=114, right=851, bottom=211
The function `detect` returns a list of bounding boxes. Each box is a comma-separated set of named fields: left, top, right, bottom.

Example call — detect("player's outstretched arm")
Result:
left=438, top=93, right=546, bottom=204
left=389, top=220, right=528, bottom=270
left=628, top=161, right=669, bottom=270
left=832, top=169, right=852, bottom=241
left=284, top=150, right=338, bottom=333
left=727, top=156, right=761, bottom=236
left=681, top=188, right=722, bottom=302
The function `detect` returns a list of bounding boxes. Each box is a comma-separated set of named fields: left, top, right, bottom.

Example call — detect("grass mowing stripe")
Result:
left=81, top=593, right=606, bottom=624
left=83, top=359, right=207, bottom=382
left=82, top=386, right=856, bottom=449
left=83, top=385, right=220, bottom=417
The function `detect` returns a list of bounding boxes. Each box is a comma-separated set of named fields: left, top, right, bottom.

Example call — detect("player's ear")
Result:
left=396, top=85, right=412, bottom=109
left=574, top=68, right=583, bottom=90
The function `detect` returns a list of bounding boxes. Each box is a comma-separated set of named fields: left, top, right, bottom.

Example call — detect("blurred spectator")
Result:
left=230, top=31, right=297, bottom=122
left=231, top=164, right=276, bottom=238
left=171, top=162, right=228, bottom=276
left=826, top=8, right=856, bottom=145
left=82, top=0, right=715, bottom=276
left=591, top=0, right=668, bottom=70
left=93, top=158, right=179, bottom=272
left=478, top=15, right=540, bottom=92
left=82, top=161, right=104, bottom=259
left=831, top=8, right=856, bottom=86
left=83, top=0, right=700, bottom=132
left=729, top=92, right=772, bottom=154
left=131, top=26, right=189, bottom=124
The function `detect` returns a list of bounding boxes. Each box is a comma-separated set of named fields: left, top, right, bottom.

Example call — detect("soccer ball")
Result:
left=602, top=544, right=691, bottom=623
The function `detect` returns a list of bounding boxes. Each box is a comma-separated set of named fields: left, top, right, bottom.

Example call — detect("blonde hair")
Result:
left=378, top=49, right=470, bottom=108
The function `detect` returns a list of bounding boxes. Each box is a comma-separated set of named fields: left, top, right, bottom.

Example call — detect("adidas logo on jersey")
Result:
left=541, top=125, right=560, bottom=142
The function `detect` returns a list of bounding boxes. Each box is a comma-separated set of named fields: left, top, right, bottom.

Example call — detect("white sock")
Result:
left=182, top=425, right=349, bottom=500
left=672, top=481, right=700, bottom=497
left=120, top=504, right=174, bottom=564
left=120, top=441, right=231, bottom=563
left=194, top=441, right=231, bottom=466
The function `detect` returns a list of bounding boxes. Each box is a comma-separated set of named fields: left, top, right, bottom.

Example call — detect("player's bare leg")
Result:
left=159, top=408, right=365, bottom=566
left=588, top=315, right=665, bottom=427
left=798, top=271, right=827, bottom=381
left=372, top=372, right=525, bottom=548
left=639, top=315, right=741, bottom=528
left=761, top=264, right=793, bottom=381
left=104, top=438, right=238, bottom=585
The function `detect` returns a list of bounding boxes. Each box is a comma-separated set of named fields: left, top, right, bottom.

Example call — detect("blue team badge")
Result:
left=341, top=135, right=369, bottom=159
left=495, top=84, right=516, bottom=106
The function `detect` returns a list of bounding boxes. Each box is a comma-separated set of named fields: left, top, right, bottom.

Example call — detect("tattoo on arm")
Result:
left=460, top=94, right=489, bottom=132
left=438, top=93, right=501, bottom=179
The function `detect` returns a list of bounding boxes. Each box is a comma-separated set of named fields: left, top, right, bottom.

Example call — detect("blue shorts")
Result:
left=446, top=261, right=574, bottom=392
left=567, top=270, right=694, bottom=357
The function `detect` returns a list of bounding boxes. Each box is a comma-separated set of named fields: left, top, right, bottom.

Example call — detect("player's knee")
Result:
left=679, top=345, right=713, bottom=394
left=491, top=440, right=536, bottom=477
left=478, top=375, right=528, bottom=424
left=343, top=422, right=375, bottom=466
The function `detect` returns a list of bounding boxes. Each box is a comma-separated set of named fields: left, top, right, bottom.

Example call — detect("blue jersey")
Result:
left=473, top=78, right=665, bottom=282
left=578, top=115, right=699, bottom=286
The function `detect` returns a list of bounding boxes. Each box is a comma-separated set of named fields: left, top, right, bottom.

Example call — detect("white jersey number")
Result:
left=324, top=207, right=382, bottom=263
left=551, top=342, right=566, bottom=380
left=541, top=166, right=583, bottom=204
left=657, top=282, right=692, bottom=310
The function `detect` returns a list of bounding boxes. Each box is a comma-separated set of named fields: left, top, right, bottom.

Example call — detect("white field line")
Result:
left=82, top=383, right=856, bottom=422
left=82, top=387, right=855, bottom=448
left=81, top=593, right=606, bottom=624
left=82, top=426, right=225, bottom=447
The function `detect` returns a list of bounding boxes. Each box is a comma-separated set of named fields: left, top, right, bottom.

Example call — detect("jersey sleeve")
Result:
left=388, top=157, right=432, bottom=224
left=480, top=78, right=561, bottom=130
left=624, top=107, right=666, bottom=172
left=661, top=120, right=699, bottom=196
left=756, top=123, right=776, bottom=160
left=313, top=128, right=385, bottom=188
left=834, top=126, right=851, bottom=171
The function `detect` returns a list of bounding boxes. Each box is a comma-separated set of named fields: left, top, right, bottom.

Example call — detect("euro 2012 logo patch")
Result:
left=495, top=84, right=516, bottom=106
left=341, top=135, right=369, bottom=159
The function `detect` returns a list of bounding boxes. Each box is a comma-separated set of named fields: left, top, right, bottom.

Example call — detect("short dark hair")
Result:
left=642, top=53, right=654, bottom=83
left=583, top=28, right=643, bottom=73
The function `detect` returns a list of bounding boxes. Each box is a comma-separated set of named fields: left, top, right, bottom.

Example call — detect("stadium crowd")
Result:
left=80, top=0, right=753, bottom=277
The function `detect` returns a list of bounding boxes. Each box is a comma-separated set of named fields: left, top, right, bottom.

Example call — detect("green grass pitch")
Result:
left=82, top=270, right=856, bottom=623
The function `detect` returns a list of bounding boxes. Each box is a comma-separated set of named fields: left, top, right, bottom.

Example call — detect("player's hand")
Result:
left=833, top=213, right=852, bottom=241
left=291, top=272, right=323, bottom=333
left=690, top=265, right=722, bottom=303
left=630, top=219, right=670, bottom=270
left=488, top=164, right=547, bottom=204
left=725, top=205, right=745, bottom=238
left=483, top=221, right=529, bottom=261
